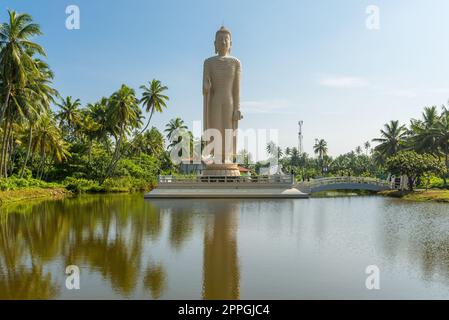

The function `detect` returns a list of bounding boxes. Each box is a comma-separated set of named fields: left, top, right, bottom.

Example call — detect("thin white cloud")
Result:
left=240, top=100, right=292, bottom=114
left=319, top=75, right=369, bottom=88
left=389, top=90, right=417, bottom=98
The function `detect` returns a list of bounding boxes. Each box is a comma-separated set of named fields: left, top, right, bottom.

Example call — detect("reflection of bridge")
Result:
left=296, top=177, right=391, bottom=194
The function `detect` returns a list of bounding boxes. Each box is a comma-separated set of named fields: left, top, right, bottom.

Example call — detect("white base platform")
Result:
left=144, top=186, right=309, bottom=199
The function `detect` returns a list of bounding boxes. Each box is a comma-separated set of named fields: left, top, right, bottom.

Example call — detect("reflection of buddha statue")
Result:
left=202, top=202, right=240, bottom=299
left=202, top=26, right=243, bottom=176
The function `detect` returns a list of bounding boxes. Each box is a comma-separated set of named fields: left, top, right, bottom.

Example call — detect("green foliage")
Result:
left=386, top=151, right=445, bottom=190
left=63, top=176, right=154, bottom=194
left=0, top=177, right=62, bottom=191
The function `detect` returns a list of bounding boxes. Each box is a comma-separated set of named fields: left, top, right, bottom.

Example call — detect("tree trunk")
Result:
left=6, top=127, right=14, bottom=177
left=88, top=138, right=92, bottom=166
left=445, top=145, right=448, bottom=187
left=20, top=125, right=33, bottom=178
left=0, top=120, right=10, bottom=178
left=100, top=129, right=123, bottom=185
left=0, top=87, right=11, bottom=127
left=408, top=176, right=415, bottom=191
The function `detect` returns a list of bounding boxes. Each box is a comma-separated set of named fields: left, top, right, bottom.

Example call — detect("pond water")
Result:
left=0, top=194, right=449, bottom=299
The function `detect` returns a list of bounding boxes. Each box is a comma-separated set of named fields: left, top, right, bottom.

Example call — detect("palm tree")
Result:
left=266, top=141, right=283, bottom=173
left=31, top=112, right=70, bottom=179
left=409, top=106, right=440, bottom=155
left=0, top=10, right=45, bottom=126
left=139, top=80, right=169, bottom=133
left=313, top=139, right=328, bottom=159
left=431, top=107, right=449, bottom=184
left=355, top=146, right=362, bottom=155
left=101, top=85, right=141, bottom=183
left=79, top=111, right=101, bottom=164
left=56, top=96, right=81, bottom=138
left=313, top=139, right=328, bottom=174
left=290, top=147, right=300, bottom=167
left=146, top=128, right=165, bottom=156
left=372, top=120, right=407, bottom=161
left=164, top=118, right=188, bottom=148
left=19, top=58, right=58, bottom=177
left=87, top=98, right=111, bottom=150
left=364, top=141, right=371, bottom=155
left=0, top=11, right=47, bottom=177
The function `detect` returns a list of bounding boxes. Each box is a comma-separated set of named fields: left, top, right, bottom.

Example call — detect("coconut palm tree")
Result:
left=313, top=139, right=328, bottom=174
left=372, top=120, right=407, bottom=161
left=0, top=11, right=48, bottom=177
left=266, top=141, right=283, bottom=173
left=101, top=85, right=141, bottom=183
left=313, top=139, right=328, bottom=159
left=79, top=111, right=101, bottom=164
left=430, top=107, right=449, bottom=184
left=87, top=98, right=111, bottom=150
left=56, top=96, right=81, bottom=139
left=409, top=106, right=440, bottom=155
left=19, top=58, right=58, bottom=177
left=364, top=141, right=371, bottom=155
left=0, top=10, right=45, bottom=126
left=164, top=118, right=188, bottom=148
left=31, top=112, right=70, bottom=179
left=289, top=147, right=300, bottom=167
left=139, top=79, right=169, bottom=133
left=143, top=127, right=165, bottom=157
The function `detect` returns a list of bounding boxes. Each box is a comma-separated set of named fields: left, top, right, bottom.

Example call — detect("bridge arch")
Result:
left=296, top=177, right=391, bottom=194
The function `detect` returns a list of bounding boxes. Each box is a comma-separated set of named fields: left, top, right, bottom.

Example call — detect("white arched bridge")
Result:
left=296, top=176, right=391, bottom=194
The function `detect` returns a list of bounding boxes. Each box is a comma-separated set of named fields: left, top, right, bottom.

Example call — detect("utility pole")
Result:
left=298, top=121, right=304, bottom=154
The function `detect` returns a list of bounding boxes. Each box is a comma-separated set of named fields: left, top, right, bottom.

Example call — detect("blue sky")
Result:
left=3, top=0, right=449, bottom=156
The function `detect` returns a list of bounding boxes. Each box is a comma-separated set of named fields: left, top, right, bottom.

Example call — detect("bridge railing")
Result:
left=158, top=175, right=295, bottom=185
left=298, top=177, right=391, bottom=188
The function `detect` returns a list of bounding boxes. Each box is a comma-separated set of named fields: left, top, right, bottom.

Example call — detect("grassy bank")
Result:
left=311, top=189, right=377, bottom=198
left=0, top=176, right=155, bottom=205
left=380, top=189, right=449, bottom=203
left=0, top=187, right=69, bottom=205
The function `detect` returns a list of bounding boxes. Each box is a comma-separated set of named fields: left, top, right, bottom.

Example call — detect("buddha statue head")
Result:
left=214, top=26, right=232, bottom=56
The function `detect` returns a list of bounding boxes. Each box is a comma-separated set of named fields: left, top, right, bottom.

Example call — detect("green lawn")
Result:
left=380, top=189, right=449, bottom=203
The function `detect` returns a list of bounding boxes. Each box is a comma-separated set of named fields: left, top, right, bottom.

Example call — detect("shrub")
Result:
left=63, top=177, right=100, bottom=193
left=0, top=177, right=62, bottom=191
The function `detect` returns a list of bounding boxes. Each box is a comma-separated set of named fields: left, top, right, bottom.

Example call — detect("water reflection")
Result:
left=202, top=201, right=240, bottom=299
left=0, top=195, right=449, bottom=299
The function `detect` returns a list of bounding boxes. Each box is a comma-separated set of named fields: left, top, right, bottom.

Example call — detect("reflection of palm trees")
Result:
left=202, top=201, right=240, bottom=300
left=143, top=263, right=166, bottom=299
left=0, top=194, right=167, bottom=299
left=169, top=209, right=194, bottom=250
left=0, top=265, right=58, bottom=299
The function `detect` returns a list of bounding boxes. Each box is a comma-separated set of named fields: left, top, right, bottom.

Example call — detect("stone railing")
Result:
left=302, top=176, right=389, bottom=187
left=158, top=175, right=295, bottom=185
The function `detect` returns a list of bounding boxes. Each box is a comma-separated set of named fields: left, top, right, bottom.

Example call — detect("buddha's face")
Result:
left=215, top=32, right=231, bottom=55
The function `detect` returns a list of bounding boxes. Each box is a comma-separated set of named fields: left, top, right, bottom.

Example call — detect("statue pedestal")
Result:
left=202, top=164, right=240, bottom=177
